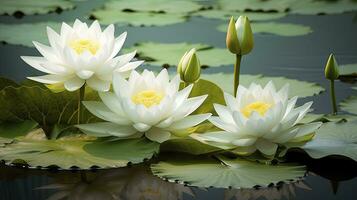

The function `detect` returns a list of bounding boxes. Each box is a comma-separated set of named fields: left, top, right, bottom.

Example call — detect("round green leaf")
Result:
left=193, top=10, right=286, bottom=21
left=151, top=156, right=306, bottom=189
left=0, top=131, right=159, bottom=169
left=0, top=22, right=61, bottom=47
left=340, top=96, right=357, bottom=115
left=91, top=10, right=187, bottom=27
left=217, top=22, right=313, bottom=37
left=217, top=0, right=291, bottom=12
left=124, top=42, right=233, bottom=67
left=201, top=73, right=325, bottom=98
left=301, top=121, right=357, bottom=161
left=99, top=0, right=203, bottom=14
left=0, top=0, right=74, bottom=16
left=339, top=63, right=357, bottom=77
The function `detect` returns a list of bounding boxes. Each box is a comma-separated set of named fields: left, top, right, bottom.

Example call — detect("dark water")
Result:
left=0, top=1, right=357, bottom=199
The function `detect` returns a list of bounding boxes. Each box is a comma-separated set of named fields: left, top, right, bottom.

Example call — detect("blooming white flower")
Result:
left=192, top=81, right=322, bottom=156
left=77, top=69, right=211, bottom=143
left=21, top=19, right=142, bottom=92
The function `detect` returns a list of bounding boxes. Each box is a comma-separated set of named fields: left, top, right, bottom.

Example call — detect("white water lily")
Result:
left=192, top=81, right=322, bottom=156
left=77, top=69, right=211, bottom=143
left=21, top=19, right=142, bottom=92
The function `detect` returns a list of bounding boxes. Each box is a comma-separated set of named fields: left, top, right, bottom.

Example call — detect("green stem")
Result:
left=330, top=80, right=337, bottom=115
left=234, top=54, right=242, bottom=97
left=77, top=85, right=86, bottom=124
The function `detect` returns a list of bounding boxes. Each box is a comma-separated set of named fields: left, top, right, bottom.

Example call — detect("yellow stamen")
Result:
left=132, top=90, right=163, bottom=108
left=241, top=101, right=272, bottom=118
left=70, top=39, right=100, bottom=55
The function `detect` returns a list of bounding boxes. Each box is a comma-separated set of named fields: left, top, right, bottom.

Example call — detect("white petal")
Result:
left=145, top=128, right=171, bottom=143
left=232, top=138, right=257, bottom=146
left=293, top=122, right=322, bottom=139
left=86, top=76, right=111, bottom=92
left=115, top=61, right=143, bottom=76
left=209, top=116, right=238, bottom=133
left=191, top=131, right=238, bottom=149
left=64, top=76, right=85, bottom=91
left=214, top=104, right=234, bottom=124
left=256, top=139, right=278, bottom=156
left=172, top=95, right=208, bottom=120
left=169, top=113, right=211, bottom=130
left=113, top=72, right=130, bottom=98
left=82, top=101, right=130, bottom=125
left=76, top=122, right=137, bottom=137
left=110, top=32, right=127, bottom=58
left=33, top=41, right=58, bottom=62
left=21, top=56, right=52, bottom=74
left=224, top=92, right=239, bottom=111
left=46, top=26, right=60, bottom=48
left=27, top=74, right=66, bottom=84
left=174, top=84, right=193, bottom=107
left=98, top=92, right=125, bottom=116
left=133, top=123, right=151, bottom=132
left=76, top=70, right=94, bottom=79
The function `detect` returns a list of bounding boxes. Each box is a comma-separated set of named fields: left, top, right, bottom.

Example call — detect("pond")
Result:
left=0, top=0, right=357, bottom=200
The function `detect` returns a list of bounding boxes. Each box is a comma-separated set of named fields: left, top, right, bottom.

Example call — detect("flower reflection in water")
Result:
left=224, top=181, right=311, bottom=200
left=39, top=166, right=194, bottom=200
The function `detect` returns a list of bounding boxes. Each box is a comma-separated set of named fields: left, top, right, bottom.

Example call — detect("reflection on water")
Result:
left=224, top=182, right=311, bottom=200
left=1, top=157, right=356, bottom=200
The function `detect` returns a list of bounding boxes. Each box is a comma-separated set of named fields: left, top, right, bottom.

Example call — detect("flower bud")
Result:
left=177, top=48, right=201, bottom=83
left=226, top=16, right=254, bottom=55
left=324, top=53, right=339, bottom=80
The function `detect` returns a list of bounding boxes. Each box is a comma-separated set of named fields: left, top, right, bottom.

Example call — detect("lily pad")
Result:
left=0, top=22, right=61, bottom=47
left=0, top=130, right=159, bottom=169
left=217, top=22, right=313, bottom=37
left=0, top=120, right=38, bottom=146
left=340, top=96, right=357, bottom=115
left=290, top=0, right=357, bottom=15
left=91, top=10, right=187, bottom=27
left=301, top=121, right=357, bottom=161
left=201, top=73, right=325, bottom=98
left=0, top=0, right=74, bottom=16
left=217, top=0, right=357, bottom=15
left=339, top=63, right=357, bottom=77
left=160, top=137, right=220, bottom=155
left=217, top=0, right=291, bottom=12
left=189, top=79, right=225, bottom=115
left=99, top=0, right=204, bottom=13
left=300, top=113, right=357, bottom=124
left=125, top=42, right=233, bottom=67
left=193, top=10, right=286, bottom=21
left=0, top=79, right=100, bottom=136
left=151, top=156, right=305, bottom=188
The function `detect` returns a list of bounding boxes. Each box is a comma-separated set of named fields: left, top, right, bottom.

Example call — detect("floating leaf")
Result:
left=339, top=63, right=357, bottom=77
left=125, top=42, right=233, bottom=67
left=0, top=131, right=159, bottom=169
left=217, top=22, right=313, bottom=36
left=217, top=0, right=357, bottom=15
left=300, top=113, right=357, bottom=124
left=0, top=120, right=38, bottom=146
left=301, top=121, right=357, bottom=161
left=189, top=79, right=225, bottom=115
left=290, top=0, right=357, bottom=15
left=340, top=96, right=357, bottom=115
left=91, top=10, right=187, bottom=26
left=0, top=22, right=61, bottom=47
left=0, top=77, right=19, bottom=90
left=0, top=0, right=74, bottom=16
left=99, top=0, right=203, bottom=13
left=201, top=73, right=325, bottom=98
left=0, top=79, right=100, bottom=135
left=151, top=156, right=305, bottom=188
left=160, top=138, right=220, bottom=155
left=217, top=0, right=291, bottom=12
left=193, top=10, right=286, bottom=21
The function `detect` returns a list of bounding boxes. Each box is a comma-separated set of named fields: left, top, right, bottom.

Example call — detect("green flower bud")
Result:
left=226, top=16, right=254, bottom=55
left=324, top=53, right=339, bottom=80
left=177, top=48, right=201, bottom=83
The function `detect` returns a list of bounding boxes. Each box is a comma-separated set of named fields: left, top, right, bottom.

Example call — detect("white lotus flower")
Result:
left=21, top=19, right=142, bottom=92
left=192, top=81, right=322, bottom=156
left=77, top=69, right=211, bottom=143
